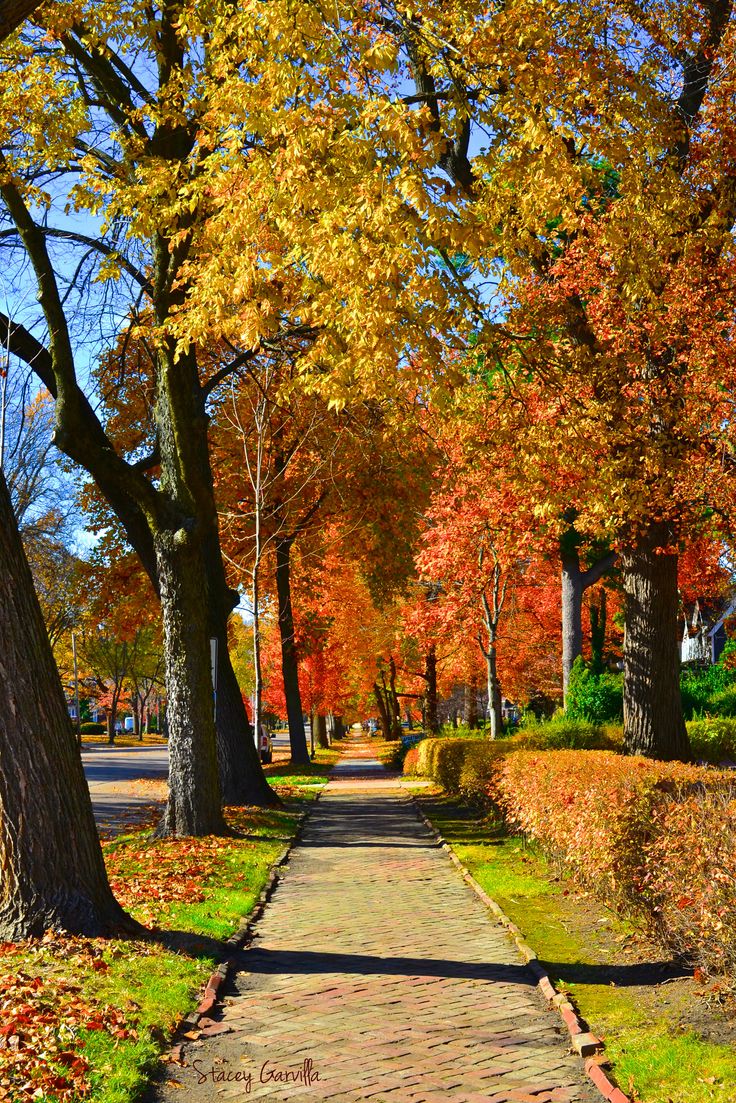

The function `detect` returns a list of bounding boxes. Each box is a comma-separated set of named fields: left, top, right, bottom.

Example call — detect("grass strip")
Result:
left=0, top=749, right=338, bottom=1103
left=415, top=790, right=736, bottom=1103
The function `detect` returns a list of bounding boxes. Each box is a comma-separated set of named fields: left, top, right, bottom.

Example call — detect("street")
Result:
left=81, top=743, right=168, bottom=835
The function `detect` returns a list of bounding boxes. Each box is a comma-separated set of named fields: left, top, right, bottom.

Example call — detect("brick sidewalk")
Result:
left=156, top=737, right=597, bottom=1103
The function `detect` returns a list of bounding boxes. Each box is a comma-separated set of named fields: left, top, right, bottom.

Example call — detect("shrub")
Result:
left=494, top=750, right=735, bottom=974
left=517, top=715, right=622, bottom=751
left=80, top=722, right=106, bottom=735
left=565, top=657, right=623, bottom=722
left=403, top=745, right=421, bottom=775
left=457, top=741, right=515, bottom=807
left=687, top=717, right=736, bottom=763
left=643, top=786, right=736, bottom=975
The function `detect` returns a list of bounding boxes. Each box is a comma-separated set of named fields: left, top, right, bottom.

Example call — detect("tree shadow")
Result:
left=540, top=958, right=692, bottom=987
left=232, top=945, right=538, bottom=984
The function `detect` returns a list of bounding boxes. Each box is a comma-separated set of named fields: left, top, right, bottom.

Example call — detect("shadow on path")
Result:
left=239, top=946, right=536, bottom=984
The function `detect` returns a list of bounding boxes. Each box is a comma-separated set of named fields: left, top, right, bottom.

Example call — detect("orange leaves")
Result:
left=494, top=749, right=736, bottom=976
left=0, top=941, right=137, bottom=1102
left=104, top=836, right=230, bottom=925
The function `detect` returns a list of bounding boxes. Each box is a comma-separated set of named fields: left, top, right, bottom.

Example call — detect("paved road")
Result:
left=157, top=736, right=596, bottom=1103
left=82, top=744, right=168, bottom=834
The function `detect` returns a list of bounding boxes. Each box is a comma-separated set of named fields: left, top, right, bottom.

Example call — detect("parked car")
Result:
left=255, top=724, right=273, bottom=764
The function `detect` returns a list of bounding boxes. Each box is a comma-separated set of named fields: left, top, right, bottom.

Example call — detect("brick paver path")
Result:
left=158, top=736, right=596, bottom=1103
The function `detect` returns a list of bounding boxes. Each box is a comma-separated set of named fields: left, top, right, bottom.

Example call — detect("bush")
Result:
left=643, top=786, right=736, bottom=974
left=458, top=741, right=516, bottom=807
left=517, top=715, right=622, bottom=751
left=680, top=642, right=736, bottom=719
left=494, top=749, right=735, bottom=974
left=404, top=722, right=623, bottom=798
left=80, top=722, right=106, bottom=735
left=686, top=717, right=736, bottom=763
left=565, top=657, right=623, bottom=722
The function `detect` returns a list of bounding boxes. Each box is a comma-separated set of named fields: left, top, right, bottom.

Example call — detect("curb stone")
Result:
left=407, top=791, right=631, bottom=1103
left=167, top=791, right=321, bottom=1054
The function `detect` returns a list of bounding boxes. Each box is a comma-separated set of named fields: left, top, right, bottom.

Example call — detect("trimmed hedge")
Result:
left=80, top=722, right=106, bottom=735
left=404, top=719, right=622, bottom=804
left=406, top=733, right=736, bottom=975
left=496, top=751, right=736, bottom=976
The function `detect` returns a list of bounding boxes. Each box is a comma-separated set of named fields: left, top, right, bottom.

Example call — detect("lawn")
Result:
left=0, top=747, right=339, bottom=1103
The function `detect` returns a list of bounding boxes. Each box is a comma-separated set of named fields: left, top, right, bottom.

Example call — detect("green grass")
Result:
left=1, top=773, right=332, bottom=1103
left=417, top=791, right=736, bottom=1103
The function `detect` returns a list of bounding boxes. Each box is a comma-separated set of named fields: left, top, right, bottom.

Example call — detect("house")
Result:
left=681, top=599, right=736, bottom=665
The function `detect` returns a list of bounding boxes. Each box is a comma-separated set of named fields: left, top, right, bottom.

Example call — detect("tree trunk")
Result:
left=106, top=709, right=115, bottom=745
left=622, top=538, right=690, bottom=761
left=388, top=657, right=402, bottom=739
left=561, top=551, right=584, bottom=704
left=0, top=471, right=131, bottom=939
left=425, top=645, right=440, bottom=734
left=315, top=713, right=329, bottom=749
left=590, top=587, right=607, bottom=676
left=484, top=644, right=503, bottom=740
left=464, top=675, right=478, bottom=728
left=275, top=536, right=310, bottom=765
left=561, top=534, right=616, bottom=707
left=374, top=682, right=392, bottom=739
left=153, top=527, right=226, bottom=836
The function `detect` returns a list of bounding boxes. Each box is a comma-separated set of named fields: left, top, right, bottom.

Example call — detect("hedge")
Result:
left=405, top=734, right=736, bottom=975
left=80, top=722, right=106, bottom=735
left=496, top=751, right=736, bottom=977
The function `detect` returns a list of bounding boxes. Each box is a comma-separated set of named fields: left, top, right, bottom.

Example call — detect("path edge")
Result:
left=167, top=792, right=320, bottom=1057
left=408, top=791, right=631, bottom=1103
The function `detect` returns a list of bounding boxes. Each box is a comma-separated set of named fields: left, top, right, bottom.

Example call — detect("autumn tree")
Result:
left=0, top=465, right=132, bottom=937
left=0, top=0, right=131, bottom=937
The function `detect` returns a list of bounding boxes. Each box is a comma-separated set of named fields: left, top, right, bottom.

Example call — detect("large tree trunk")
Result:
left=622, top=538, right=690, bottom=761
left=275, top=536, right=310, bottom=765
left=424, top=645, right=440, bottom=734
left=0, top=471, right=131, bottom=939
left=152, top=342, right=226, bottom=837
left=153, top=528, right=226, bottom=836
left=201, top=522, right=277, bottom=806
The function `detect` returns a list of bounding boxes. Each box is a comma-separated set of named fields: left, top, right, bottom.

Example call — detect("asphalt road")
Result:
left=81, top=743, right=169, bottom=835
left=81, top=728, right=308, bottom=834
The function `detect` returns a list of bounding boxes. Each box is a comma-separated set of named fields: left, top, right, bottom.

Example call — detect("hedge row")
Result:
left=497, top=751, right=736, bottom=976
left=403, top=718, right=622, bottom=805
left=405, top=736, right=736, bottom=975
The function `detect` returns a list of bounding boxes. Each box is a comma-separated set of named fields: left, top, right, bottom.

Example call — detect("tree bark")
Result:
left=374, top=682, right=392, bottom=739
left=315, top=713, right=329, bottom=749
left=463, top=675, right=478, bottom=728
left=561, top=541, right=616, bottom=704
left=0, top=471, right=131, bottom=939
left=153, top=526, right=226, bottom=836
left=388, top=657, right=402, bottom=739
left=590, top=587, right=607, bottom=675
left=424, top=645, right=440, bottom=734
left=622, top=538, right=691, bottom=761
left=484, top=645, right=503, bottom=740
left=561, top=551, right=584, bottom=704
left=275, top=535, right=310, bottom=765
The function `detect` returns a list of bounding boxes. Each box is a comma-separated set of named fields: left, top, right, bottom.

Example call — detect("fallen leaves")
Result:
left=0, top=946, right=138, bottom=1102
